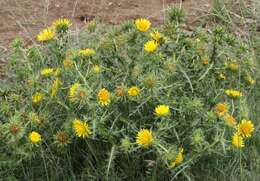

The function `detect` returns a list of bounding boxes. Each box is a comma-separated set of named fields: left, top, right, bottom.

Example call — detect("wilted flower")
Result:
left=51, top=78, right=61, bottom=97
left=214, top=102, right=228, bottom=117
left=63, top=59, right=73, bottom=69
left=223, top=113, right=237, bottom=127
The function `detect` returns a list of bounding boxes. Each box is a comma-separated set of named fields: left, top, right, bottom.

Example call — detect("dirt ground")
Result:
left=0, top=0, right=211, bottom=47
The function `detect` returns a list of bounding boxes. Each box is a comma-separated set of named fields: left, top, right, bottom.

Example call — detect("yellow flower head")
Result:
left=232, top=132, right=244, bottom=148
left=225, top=89, right=243, bottom=98
left=237, top=119, right=254, bottom=138
left=37, top=27, right=55, bottom=42
left=69, top=83, right=87, bottom=102
left=150, top=30, right=162, bottom=42
left=52, top=18, right=71, bottom=30
left=202, top=56, right=209, bottom=65
left=97, top=88, right=111, bottom=106
left=223, top=113, right=237, bottom=127
left=73, top=119, right=91, bottom=138
left=29, top=131, right=42, bottom=144
left=93, top=65, right=101, bottom=74
left=218, top=73, right=226, bottom=80
left=144, top=40, right=158, bottom=53
left=154, top=104, right=170, bottom=117
left=228, top=62, right=239, bottom=72
left=32, top=92, right=43, bottom=104
left=63, top=59, right=73, bottom=69
left=41, top=68, right=54, bottom=77
left=51, top=78, right=61, bottom=97
left=214, top=102, right=228, bottom=117
left=135, top=18, right=151, bottom=32
left=171, top=148, right=184, bottom=168
left=79, top=48, right=96, bottom=56
left=245, top=75, right=256, bottom=85
left=128, top=86, right=140, bottom=97
left=136, top=129, right=153, bottom=147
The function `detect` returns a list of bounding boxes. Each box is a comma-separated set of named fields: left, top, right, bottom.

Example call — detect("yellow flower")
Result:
left=69, top=83, right=87, bottom=102
left=202, top=56, right=209, bottom=65
left=63, top=59, right=73, bottom=69
left=214, top=103, right=228, bottom=117
left=228, top=62, right=239, bottom=72
left=237, top=119, right=254, bottom=138
left=245, top=75, right=256, bottom=85
left=79, top=48, right=96, bottom=56
left=69, top=83, right=80, bottom=102
left=232, top=132, right=244, bottom=148
left=37, top=27, right=55, bottom=42
left=32, top=92, right=43, bottom=104
left=52, top=18, right=71, bottom=30
left=93, top=65, right=101, bottom=73
left=135, top=18, right=151, bottom=32
left=154, top=105, right=170, bottom=117
left=223, top=113, right=237, bottom=127
left=218, top=73, right=226, bottom=80
left=97, top=88, right=111, bottom=106
left=29, top=131, right=42, bottom=144
left=171, top=148, right=184, bottom=168
left=51, top=78, right=61, bottom=97
left=40, top=68, right=54, bottom=77
left=136, top=129, right=153, bottom=147
left=73, top=119, right=91, bottom=138
left=128, top=86, right=140, bottom=97
left=144, top=40, right=158, bottom=53
left=150, top=30, right=162, bottom=42
left=225, top=89, right=243, bottom=98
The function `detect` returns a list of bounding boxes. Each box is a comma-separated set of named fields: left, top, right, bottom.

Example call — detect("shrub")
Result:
left=0, top=10, right=257, bottom=180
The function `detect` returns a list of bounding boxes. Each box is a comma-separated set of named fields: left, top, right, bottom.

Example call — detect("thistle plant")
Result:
left=0, top=12, right=258, bottom=180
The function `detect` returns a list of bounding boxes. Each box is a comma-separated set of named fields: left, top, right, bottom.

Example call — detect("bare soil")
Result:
left=0, top=0, right=211, bottom=47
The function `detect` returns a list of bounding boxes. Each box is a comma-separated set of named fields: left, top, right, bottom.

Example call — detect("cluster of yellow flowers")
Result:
left=214, top=101, right=255, bottom=148
left=26, top=17, right=257, bottom=172
left=37, top=18, right=71, bottom=42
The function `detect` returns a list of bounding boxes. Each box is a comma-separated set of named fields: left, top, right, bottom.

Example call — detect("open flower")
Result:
left=97, top=88, right=111, bottom=106
left=52, top=18, right=71, bottom=32
left=136, top=129, right=153, bottom=147
left=154, top=104, right=170, bottom=117
left=37, top=27, right=55, bottom=42
left=144, top=40, right=158, bottom=53
left=214, top=102, right=228, bottom=117
left=171, top=148, right=184, bottom=168
left=223, top=113, right=237, bottom=127
left=73, top=119, right=91, bottom=138
left=128, top=86, right=140, bottom=97
left=232, top=132, right=244, bottom=148
left=135, top=18, right=151, bottom=32
left=225, top=89, right=243, bottom=98
left=79, top=48, right=96, bottom=56
left=237, top=119, right=254, bottom=138
left=40, top=68, right=54, bottom=77
left=29, top=131, right=42, bottom=144
left=32, top=92, right=43, bottom=104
